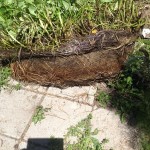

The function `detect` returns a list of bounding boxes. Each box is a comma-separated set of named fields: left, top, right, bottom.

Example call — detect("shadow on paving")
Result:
left=21, top=138, right=63, bottom=150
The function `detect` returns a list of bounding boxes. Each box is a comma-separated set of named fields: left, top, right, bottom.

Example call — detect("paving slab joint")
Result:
left=14, top=87, right=49, bottom=150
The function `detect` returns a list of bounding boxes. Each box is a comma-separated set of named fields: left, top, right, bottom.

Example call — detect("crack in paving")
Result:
left=14, top=87, right=49, bottom=150
left=0, top=133, right=18, bottom=141
left=12, top=85, right=100, bottom=150
left=22, top=87, right=97, bottom=107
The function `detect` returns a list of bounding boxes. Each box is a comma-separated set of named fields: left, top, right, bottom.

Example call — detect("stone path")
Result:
left=0, top=80, right=139, bottom=150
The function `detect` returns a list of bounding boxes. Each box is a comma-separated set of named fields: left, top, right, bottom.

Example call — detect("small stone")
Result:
left=142, top=28, right=150, bottom=39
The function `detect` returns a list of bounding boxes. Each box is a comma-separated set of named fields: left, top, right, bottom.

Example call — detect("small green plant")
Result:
left=32, top=106, right=51, bottom=124
left=0, top=67, right=11, bottom=90
left=96, top=91, right=110, bottom=108
left=0, top=66, right=22, bottom=91
left=64, top=114, right=108, bottom=150
left=12, top=83, right=21, bottom=90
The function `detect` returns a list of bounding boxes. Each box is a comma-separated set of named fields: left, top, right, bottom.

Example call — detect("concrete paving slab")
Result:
left=23, top=96, right=92, bottom=139
left=60, top=86, right=97, bottom=96
left=47, top=86, right=97, bottom=98
left=8, top=78, right=48, bottom=94
left=23, top=84, right=48, bottom=94
left=0, top=80, right=139, bottom=150
left=91, top=108, right=139, bottom=150
left=19, top=95, right=139, bottom=150
left=0, top=89, right=45, bottom=138
left=45, top=83, right=109, bottom=106
left=18, top=96, right=92, bottom=149
left=45, top=85, right=97, bottom=105
left=0, top=135, right=18, bottom=150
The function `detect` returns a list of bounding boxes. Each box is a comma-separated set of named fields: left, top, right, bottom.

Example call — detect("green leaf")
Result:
left=62, top=1, right=70, bottom=10
left=4, top=0, right=14, bottom=5
left=100, top=0, right=113, bottom=2
left=0, top=7, right=5, bottom=13
left=18, top=1, right=26, bottom=9
left=19, top=17, right=24, bottom=22
left=28, top=5, right=37, bottom=16
left=70, top=0, right=76, bottom=5
left=32, top=106, right=51, bottom=124
left=0, top=16, right=5, bottom=22
left=34, top=0, right=43, bottom=5
left=58, top=11, right=63, bottom=27
left=127, top=76, right=132, bottom=85
left=92, top=128, right=99, bottom=135
left=25, top=0, right=34, bottom=4
left=7, top=30, right=17, bottom=39
left=7, top=30, right=25, bottom=46
left=142, top=39, right=150, bottom=46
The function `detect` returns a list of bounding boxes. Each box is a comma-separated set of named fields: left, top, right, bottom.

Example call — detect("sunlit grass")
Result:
left=0, top=0, right=144, bottom=52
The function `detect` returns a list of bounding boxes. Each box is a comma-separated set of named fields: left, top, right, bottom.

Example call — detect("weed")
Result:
left=0, top=67, right=11, bottom=90
left=96, top=91, right=110, bottom=108
left=64, top=114, right=108, bottom=150
left=12, top=83, right=21, bottom=91
left=0, top=66, right=22, bottom=91
left=32, top=106, right=51, bottom=124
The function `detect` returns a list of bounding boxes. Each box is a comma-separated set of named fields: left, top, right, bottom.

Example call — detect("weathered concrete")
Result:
left=0, top=80, right=139, bottom=150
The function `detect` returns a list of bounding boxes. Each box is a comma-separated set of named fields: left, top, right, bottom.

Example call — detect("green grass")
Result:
left=0, top=0, right=144, bottom=52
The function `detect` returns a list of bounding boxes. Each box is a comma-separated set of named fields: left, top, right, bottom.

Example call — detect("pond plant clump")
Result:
left=0, top=0, right=144, bottom=87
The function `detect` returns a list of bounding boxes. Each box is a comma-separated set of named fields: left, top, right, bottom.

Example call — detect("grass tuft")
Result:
left=0, top=0, right=144, bottom=52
